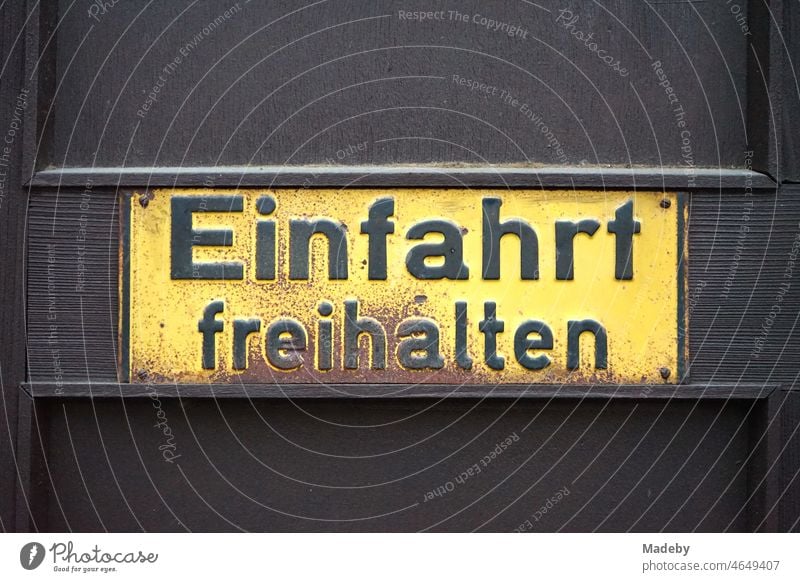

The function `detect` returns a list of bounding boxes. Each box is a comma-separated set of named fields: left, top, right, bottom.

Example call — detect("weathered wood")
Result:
left=779, top=389, right=800, bottom=531
left=42, top=0, right=750, bottom=170
left=778, top=0, right=800, bottom=182
left=748, top=0, right=800, bottom=182
left=12, top=0, right=800, bottom=534
left=0, top=0, right=30, bottom=533
left=27, top=189, right=120, bottom=382
left=23, top=382, right=776, bottom=400
left=28, top=166, right=775, bottom=190
left=747, top=389, right=782, bottom=532
left=27, top=189, right=800, bottom=390
left=12, top=392, right=48, bottom=532
left=37, top=397, right=753, bottom=532
left=687, top=187, right=800, bottom=386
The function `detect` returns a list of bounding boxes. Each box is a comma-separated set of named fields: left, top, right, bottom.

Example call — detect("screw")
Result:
left=137, top=369, right=148, bottom=380
left=139, top=192, right=155, bottom=208
left=659, top=199, right=671, bottom=209
left=659, top=367, right=671, bottom=380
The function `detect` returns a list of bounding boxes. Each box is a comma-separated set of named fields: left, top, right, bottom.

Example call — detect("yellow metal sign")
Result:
left=122, top=189, right=685, bottom=385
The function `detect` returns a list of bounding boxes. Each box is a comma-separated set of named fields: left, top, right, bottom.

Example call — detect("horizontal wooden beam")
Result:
left=22, top=382, right=777, bottom=400
left=27, top=165, right=776, bottom=190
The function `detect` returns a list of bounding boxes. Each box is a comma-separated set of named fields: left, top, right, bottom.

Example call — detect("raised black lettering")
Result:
left=607, top=200, right=641, bottom=280
left=255, top=195, right=276, bottom=280
left=232, top=318, right=261, bottom=370
left=289, top=219, right=348, bottom=280
left=171, top=196, right=243, bottom=280
left=567, top=319, right=608, bottom=369
left=360, top=198, right=395, bottom=280
left=317, top=301, right=334, bottom=371
left=198, top=300, right=225, bottom=369
left=343, top=300, right=386, bottom=369
left=397, top=318, right=444, bottom=370
left=479, top=301, right=505, bottom=370
left=266, top=319, right=307, bottom=370
left=405, top=220, right=469, bottom=280
left=514, top=320, right=553, bottom=370
left=555, top=219, right=600, bottom=280
left=482, top=198, right=538, bottom=280
left=455, top=301, right=473, bottom=370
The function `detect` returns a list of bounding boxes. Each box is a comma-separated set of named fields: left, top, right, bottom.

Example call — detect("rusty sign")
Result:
left=121, top=189, right=686, bottom=385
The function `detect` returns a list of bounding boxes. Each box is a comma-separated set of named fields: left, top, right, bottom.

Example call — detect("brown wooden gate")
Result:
left=2, top=0, right=799, bottom=532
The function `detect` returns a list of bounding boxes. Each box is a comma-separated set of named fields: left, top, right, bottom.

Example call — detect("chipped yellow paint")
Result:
left=125, top=189, right=683, bottom=385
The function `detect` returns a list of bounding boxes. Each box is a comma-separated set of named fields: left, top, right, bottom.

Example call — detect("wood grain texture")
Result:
left=26, top=188, right=120, bottom=383
left=687, top=186, right=800, bottom=385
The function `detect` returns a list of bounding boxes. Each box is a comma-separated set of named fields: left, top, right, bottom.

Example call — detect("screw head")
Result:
left=659, top=367, right=671, bottom=380
left=659, top=199, right=671, bottom=209
left=256, top=195, right=276, bottom=215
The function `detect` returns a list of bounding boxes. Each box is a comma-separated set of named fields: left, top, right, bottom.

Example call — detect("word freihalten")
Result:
left=172, top=195, right=642, bottom=374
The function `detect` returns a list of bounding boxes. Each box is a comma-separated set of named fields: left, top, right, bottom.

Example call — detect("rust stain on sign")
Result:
left=123, top=189, right=686, bottom=385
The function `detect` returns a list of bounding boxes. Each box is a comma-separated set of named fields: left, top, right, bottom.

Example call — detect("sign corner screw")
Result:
left=659, top=367, right=671, bottom=380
